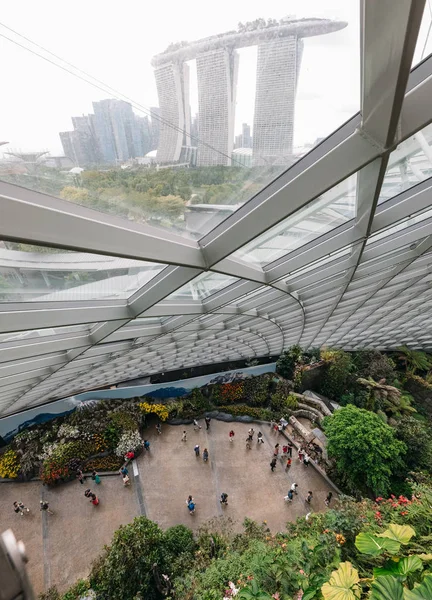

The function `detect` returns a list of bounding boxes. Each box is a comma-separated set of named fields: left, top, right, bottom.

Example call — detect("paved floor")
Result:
left=0, top=421, right=335, bottom=595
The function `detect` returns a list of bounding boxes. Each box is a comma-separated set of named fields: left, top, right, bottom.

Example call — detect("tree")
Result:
left=323, top=405, right=406, bottom=496
left=395, top=416, right=432, bottom=472
left=396, top=346, right=432, bottom=374
left=90, top=517, right=166, bottom=599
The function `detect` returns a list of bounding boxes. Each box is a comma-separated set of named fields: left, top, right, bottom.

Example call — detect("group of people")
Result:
left=12, top=500, right=53, bottom=516
left=186, top=492, right=229, bottom=515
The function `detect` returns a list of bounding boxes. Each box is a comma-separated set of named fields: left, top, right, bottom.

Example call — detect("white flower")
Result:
left=115, top=430, right=143, bottom=457
left=58, top=424, right=80, bottom=439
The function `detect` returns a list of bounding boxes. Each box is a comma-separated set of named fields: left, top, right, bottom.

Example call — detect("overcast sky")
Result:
left=0, top=1, right=430, bottom=155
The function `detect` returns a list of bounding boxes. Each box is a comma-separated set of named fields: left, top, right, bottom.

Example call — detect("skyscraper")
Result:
left=252, top=37, right=303, bottom=166
left=196, top=48, right=239, bottom=166
left=60, top=100, right=147, bottom=166
left=153, top=63, right=190, bottom=163
left=152, top=18, right=346, bottom=168
left=150, top=107, right=161, bottom=151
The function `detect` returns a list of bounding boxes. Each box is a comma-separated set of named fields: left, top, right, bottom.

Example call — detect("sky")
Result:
left=0, top=0, right=430, bottom=155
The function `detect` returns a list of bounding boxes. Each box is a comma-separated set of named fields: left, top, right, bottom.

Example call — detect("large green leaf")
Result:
left=378, top=524, right=415, bottom=544
left=370, top=575, right=404, bottom=600
left=374, top=556, right=423, bottom=578
left=321, top=562, right=360, bottom=600
left=355, top=533, right=400, bottom=556
left=418, top=554, right=432, bottom=562
left=404, top=575, right=432, bottom=599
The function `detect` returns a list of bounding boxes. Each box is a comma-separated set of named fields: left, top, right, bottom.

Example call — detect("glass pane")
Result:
left=0, top=242, right=164, bottom=301
left=0, top=324, right=93, bottom=343
left=0, top=3, right=359, bottom=240
left=412, top=3, right=432, bottom=68
left=170, top=272, right=237, bottom=300
left=379, top=123, right=432, bottom=204
left=233, top=173, right=356, bottom=265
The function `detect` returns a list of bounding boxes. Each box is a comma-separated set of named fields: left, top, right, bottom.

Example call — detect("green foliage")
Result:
left=243, top=375, right=270, bottom=406
left=276, top=345, right=302, bottom=380
left=61, top=579, right=90, bottom=600
left=352, top=350, right=397, bottom=382
left=109, top=410, right=139, bottom=432
left=323, top=405, right=406, bottom=495
left=320, top=349, right=354, bottom=401
left=217, top=405, right=272, bottom=420
left=395, top=417, right=432, bottom=472
left=90, top=517, right=165, bottom=600
left=396, top=346, right=432, bottom=375
left=269, top=390, right=298, bottom=415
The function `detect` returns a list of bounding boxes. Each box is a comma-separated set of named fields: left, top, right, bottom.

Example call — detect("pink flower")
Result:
left=299, top=569, right=305, bottom=575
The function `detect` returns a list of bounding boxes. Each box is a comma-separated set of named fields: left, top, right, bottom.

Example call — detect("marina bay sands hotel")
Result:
left=152, top=17, right=347, bottom=167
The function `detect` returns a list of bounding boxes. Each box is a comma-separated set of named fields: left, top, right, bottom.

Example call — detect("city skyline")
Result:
left=0, top=1, right=363, bottom=156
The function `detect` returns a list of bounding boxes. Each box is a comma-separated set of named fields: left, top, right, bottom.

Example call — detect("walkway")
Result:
left=0, top=422, right=336, bottom=595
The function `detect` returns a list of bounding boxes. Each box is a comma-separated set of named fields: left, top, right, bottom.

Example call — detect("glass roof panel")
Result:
left=412, top=3, right=432, bottom=68
left=0, top=241, right=165, bottom=301
left=0, top=324, right=93, bottom=343
left=379, top=122, right=432, bottom=204
left=232, top=173, right=356, bottom=266
left=0, top=3, right=358, bottom=240
left=170, top=272, right=238, bottom=300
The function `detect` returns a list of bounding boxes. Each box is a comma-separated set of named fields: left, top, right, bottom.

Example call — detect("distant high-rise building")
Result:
left=242, top=123, right=252, bottom=148
left=196, top=48, right=239, bottom=166
left=60, top=100, right=146, bottom=166
left=150, top=107, right=161, bottom=151
left=136, top=115, right=152, bottom=156
left=253, top=36, right=303, bottom=166
left=152, top=18, right=345, bottom=168
left=153, top=63, right=190, bottom=163
left=234, top=134, right=243, bottom=149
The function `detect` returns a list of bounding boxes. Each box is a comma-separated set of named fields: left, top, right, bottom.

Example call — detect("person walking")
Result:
left=287, top=443, right=293, bottom=457
left=229, top=430, right=235, bottom=442
left=13, top=501, right=29, bottom=516
left=156, top=423, right=162, bottom=435
left=290, top=483, right=298, bottom=495
left=92, top=470, right=101, bottom=485
left=186, top=495, right=195, bottom=514
left=285, top=489, right=294, bottom=502
left=270, top=419, right=275, bottom=431
left=120, top=466, right=128, bottom=477
left=144, top=440, right=150, bottom=451
left=257, top=431, right=264, bottom=444
left=277, top=422, right=283, bottom=435
left=193, top=419, right=202, bottom=431
left=203, top=448, right=209, bottom=462
left=248, top=428, right=254, bottom=440
left=246, top=435, right=252, bottom=450
left=298, top=448, right=304, bottom=462
left=40, top=500, right=53, bottom=515
left=303, top=454, right=310, bottom=468
left=122, top=474, right=131, bottom=486
left=90, top=493, right=99, bottom=506
left=270, top=457, right=277, bottom=472
left=194, top=444, right=200, bottom=457
left=205, top=417, right=211, bottom=430
left=76, top=469, right=85, bottom=485
left=285, top=457, right=292, bottom=470
left=84, top=488, right=92, bottom=498
left=282, top=445, right=288, bottom=456
left=220, top=492, right=228, bottom=506
left=306, top=491, right=313, bottom=504
left=182, top=430, right=187, bottom=442
left=274, top=443, right=280, bottom=456
left=325, top=492, right=333, bottom=507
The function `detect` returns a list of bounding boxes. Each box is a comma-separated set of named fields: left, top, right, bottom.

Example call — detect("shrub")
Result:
left=243, top=376, right=270, bottom=406
left=85, top=456, right=123, bottom=472
left=109, top=411, right=139, bottom=431
left=139, top=401, right=170, bottom=421
left=0, top=449, right=20, bottom=478
left=221, top=382, right=244, bottom=403
left=114, top=430, right=143, bottom=457
left=217, top=405, right=272, bottom=420
left=276, top=345, right=302, bottom=379
left=319, top=348, right=354, bottom=400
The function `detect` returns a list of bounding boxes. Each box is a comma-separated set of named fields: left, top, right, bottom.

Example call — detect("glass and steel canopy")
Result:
left=2, top=1, right=432, bottom=417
